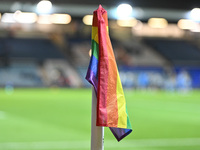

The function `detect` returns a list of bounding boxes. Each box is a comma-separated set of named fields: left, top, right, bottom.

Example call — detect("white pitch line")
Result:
left=0, top=138, right=200, bottom=149
left=106, top=138, right=200, bottom=148
left=0, top=141, right=89, bottom=149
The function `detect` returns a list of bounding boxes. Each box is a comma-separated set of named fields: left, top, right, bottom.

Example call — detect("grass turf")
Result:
left=0, top=88, right=200, bottom=150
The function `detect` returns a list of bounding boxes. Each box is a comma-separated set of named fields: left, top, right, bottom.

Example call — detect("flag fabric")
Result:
left=86, top=5, right=132, bottom=141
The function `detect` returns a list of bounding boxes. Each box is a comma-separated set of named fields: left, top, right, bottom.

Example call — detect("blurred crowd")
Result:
left=120, top=69, right=192, bottom=92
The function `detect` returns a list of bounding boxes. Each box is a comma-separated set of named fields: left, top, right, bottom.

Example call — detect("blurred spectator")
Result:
left=114, top=44, right=133, bottom=66
left=149, top=72, right=164, bottom=89
left=119, top=71, right=136, bottom=88
left=176, top=70, right=192, bottom=92
left=50, top=69, right=70, bottom=87
left=137, top=72, right=149, bottom=89
left=164, top=72, right=177, bottom=92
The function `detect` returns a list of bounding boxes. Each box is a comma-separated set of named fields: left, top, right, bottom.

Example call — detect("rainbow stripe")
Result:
left=86, top=5, right=132, bottom=141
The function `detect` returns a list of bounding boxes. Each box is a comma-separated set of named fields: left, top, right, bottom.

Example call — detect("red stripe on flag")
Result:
left=96, top=8, right=108, bottom=126
left=93, top=6, right=108, bottom=27
left=96, top=6, right=119, bottom=127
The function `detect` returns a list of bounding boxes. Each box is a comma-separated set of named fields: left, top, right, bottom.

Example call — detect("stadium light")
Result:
left=117, top=18, right=138, bottom=27
left=38, top=14, right=71, bottom=24
left=14, top=11, right=37, bottom=24
left=116, top=3, right=133, bottom=19
left=148, top=18, right=168, bottom=28
left=37, top=0, right=52, bottom=14
left=1, top=13, right=16, bottom=23
left=37, top=15, right=52, bottom=24
left=177, top=19, right=200, bottom=32
left=190, top=8, right=200, bottom=22
left=50, top=14, right=71, bottom=24
left=83, top=15, right=93, bottom=25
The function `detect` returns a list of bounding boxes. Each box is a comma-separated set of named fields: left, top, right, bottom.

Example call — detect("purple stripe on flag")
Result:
left=86, top=69, right=98, bottom=93
left=109, top=127, right=132, bottom=142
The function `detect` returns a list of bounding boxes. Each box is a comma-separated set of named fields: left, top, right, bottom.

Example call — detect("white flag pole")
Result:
left=91, top=87, right=104, bottom=150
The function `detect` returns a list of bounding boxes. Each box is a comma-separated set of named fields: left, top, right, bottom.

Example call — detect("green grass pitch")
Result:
left=0, top=88, right=200, bottom=150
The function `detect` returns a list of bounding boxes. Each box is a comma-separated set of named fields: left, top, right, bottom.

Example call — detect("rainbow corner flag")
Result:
left=85, top=5, right=132, bottom=141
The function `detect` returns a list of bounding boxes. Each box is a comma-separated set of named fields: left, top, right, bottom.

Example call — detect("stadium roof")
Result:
left=1, top=0, right=200, bottom=10
left=0, top=0, right=200, bottom=22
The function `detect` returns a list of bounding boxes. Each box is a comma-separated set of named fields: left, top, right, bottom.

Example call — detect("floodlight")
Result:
left=190, top=8, right=200, bottom=22
left=37, top=0, right=52, bottom=14
left=116, top=4, right=133, bottom=19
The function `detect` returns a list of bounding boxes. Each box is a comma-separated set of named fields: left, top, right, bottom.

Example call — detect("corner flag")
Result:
left=86, top=5, right=132, bottom=141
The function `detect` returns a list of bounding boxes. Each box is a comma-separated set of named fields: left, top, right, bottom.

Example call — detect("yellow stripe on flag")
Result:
left=116, top=72, right=127, bottom=128
left=92, top=27, right=98, bottom=44
left=92, top=26, right=109, bottom=44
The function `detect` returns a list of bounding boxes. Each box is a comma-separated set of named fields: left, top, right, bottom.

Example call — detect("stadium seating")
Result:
left=4, top=37, right=65, bottom=60
left=144, top=38, right=200, bottom=66
left=1, top=35, right=200, bottom=88
left=0, top=61, right=43, bottom=87
left=42, top=59, right=83, bottom=87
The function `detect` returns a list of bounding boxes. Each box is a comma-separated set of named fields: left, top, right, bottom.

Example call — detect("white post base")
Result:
left=91, top=88, right=104, bottom=150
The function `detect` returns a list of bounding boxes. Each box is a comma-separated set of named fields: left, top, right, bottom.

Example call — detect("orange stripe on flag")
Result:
left=106, top=29, right=118, bottom=127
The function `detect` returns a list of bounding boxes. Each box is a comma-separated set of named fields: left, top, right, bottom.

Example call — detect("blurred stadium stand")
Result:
left=1, top=30, right=200, bottom=89
left=0, top=61, right=43, bottom=87
left=144, top=38, right=200, bottom=66
left=0, top=0, right=200, bottom=90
